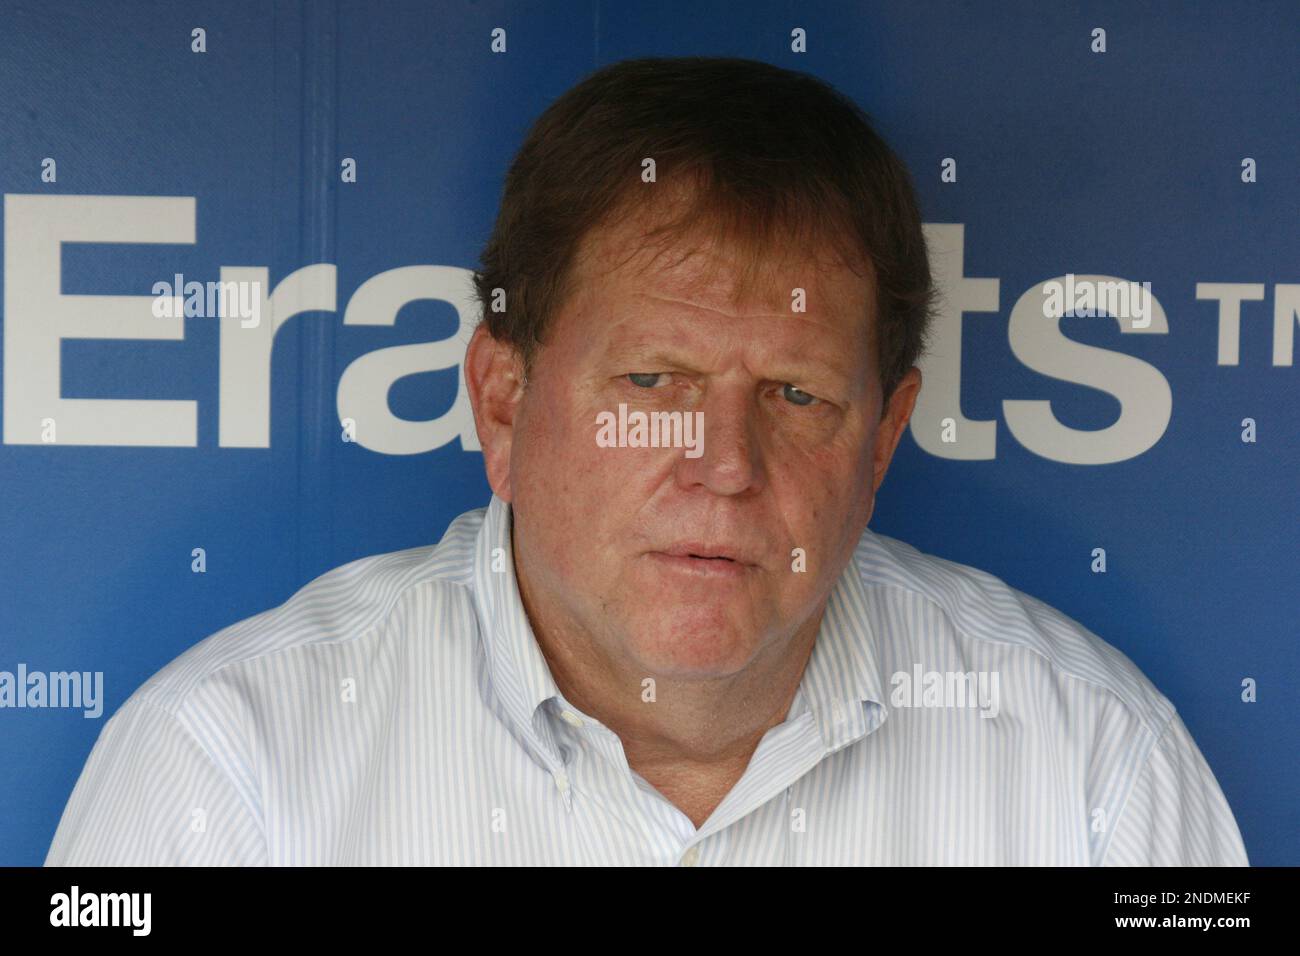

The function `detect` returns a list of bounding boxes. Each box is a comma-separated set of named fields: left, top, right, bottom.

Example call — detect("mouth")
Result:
left=647, top=545, right=758, bottom=578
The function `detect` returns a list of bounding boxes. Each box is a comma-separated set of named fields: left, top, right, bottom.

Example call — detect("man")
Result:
left=47, top=57, right=1247, bottom=865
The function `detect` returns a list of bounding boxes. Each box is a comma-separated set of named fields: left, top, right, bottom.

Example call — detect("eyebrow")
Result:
left=600, top=339, right=856, bottom=384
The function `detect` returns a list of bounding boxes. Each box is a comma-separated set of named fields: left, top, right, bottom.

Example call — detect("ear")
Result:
left=871, top=366, right=921, bottom=496
left=465, top=323, right=527, bottom=502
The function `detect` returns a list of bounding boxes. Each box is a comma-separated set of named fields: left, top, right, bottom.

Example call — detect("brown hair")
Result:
left=472, top=56, right=936, bottom=406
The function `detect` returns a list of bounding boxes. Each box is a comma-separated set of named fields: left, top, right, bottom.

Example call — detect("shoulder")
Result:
left=125, top=505, right=489, bottom=720
left=853, top=526, right=1175, bottom=738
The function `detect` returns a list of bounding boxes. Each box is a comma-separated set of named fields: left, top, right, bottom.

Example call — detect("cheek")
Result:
left=513, top=397, right=652, bottom=557
left=515, top=391, right=599, bottom=492
left=770, top=443, right=873, bottom=574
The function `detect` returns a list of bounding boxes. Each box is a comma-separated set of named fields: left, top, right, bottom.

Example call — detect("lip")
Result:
left=646, top=548, right=758, bottom=578
left=656, top=542, right=756, bottom=562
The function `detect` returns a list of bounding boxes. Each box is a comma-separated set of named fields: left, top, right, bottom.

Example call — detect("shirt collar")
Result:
left=790, top=541, right=890, bottom=753
left=473, top=494, right=562, bottom=754
left=472, top=493, right=888, bottom=760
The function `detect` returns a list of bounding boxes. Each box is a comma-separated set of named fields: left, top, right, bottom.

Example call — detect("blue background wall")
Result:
left=1, top=0, right=1295, bottom=865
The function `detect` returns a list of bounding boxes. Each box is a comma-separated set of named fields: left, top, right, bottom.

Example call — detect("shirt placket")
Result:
left=549, top=699, right=706, bottom=864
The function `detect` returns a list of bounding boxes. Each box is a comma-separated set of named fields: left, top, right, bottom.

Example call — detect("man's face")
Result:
left=472, top=211, right=919, bottom=682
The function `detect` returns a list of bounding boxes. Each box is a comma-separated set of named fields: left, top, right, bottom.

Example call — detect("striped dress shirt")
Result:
left=46, top=494, right=1249, bottom=866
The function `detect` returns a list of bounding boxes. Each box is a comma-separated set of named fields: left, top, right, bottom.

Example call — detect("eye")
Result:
left=782, top=383, right=819, bottom=406
left=627, top=372, right=671, bottom=388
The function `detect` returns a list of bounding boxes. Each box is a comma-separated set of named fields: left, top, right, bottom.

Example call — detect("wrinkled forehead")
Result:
left=562, top=197, right=877, bottom=353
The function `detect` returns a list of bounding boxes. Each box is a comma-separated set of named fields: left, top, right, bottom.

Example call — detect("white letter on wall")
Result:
left=4, top=194, right=197, bottom=445
left=337, top=265, right=481, bottom=456
left=1003, top=275, right=1171, bottom=464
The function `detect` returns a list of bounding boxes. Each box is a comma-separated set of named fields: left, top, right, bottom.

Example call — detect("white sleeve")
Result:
left=45, top=695, right=267, bottom=866
left=1101, top=709, right=1249, bottom=866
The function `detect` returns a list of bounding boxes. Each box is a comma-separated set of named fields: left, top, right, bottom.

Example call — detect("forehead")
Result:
left=562, top=207, right=876, bottom=355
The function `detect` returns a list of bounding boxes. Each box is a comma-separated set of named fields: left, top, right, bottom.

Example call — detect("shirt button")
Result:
left=552, top=769, right=570, bottom=794
left=560, top=709, right=584, bottom=728
left=680, top=846, right=701, bottom=867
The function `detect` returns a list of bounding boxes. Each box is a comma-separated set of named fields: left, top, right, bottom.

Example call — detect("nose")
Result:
left=672, top=383, right=765, bottom=497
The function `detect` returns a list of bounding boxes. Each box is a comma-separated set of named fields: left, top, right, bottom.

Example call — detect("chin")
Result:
left=624, top=609, right=762, bottom=679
